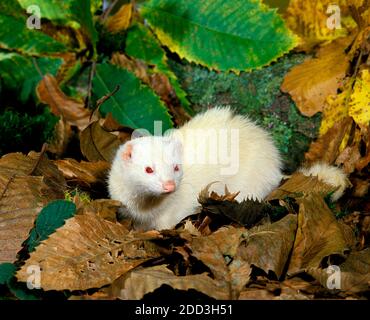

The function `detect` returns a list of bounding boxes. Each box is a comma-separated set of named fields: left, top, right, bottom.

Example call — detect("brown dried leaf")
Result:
left=187, top=227, right=251, bottom=299
left=77, top=199, right=122, bottom=222
left=108, top=265, right=229, bottom=300
left=287, top=193, right=352, bottom=275
left=105, top=3, right=133, bottom=33
left=16, top=215, right=162, bottom=291
left=80, top=120, right=122, bottom=162
left=111, top=53, right=150, bottom=83
left=266, top=172, right=336, bottom=201
left=239, top=288, right=276, bottom=300
left=281, top=41, right=349, bottom=117
left=198, top=183, right=270, bottom=228
left=307, top=248, right=370, bottom=293
left=46, top=119, right=73, bottom=157
left=304, top=117, right=353, bottom=164
left=37, top=74, right=91, bottom=130
left=54, top=158, right=110, bottom=186
left=0, top=152, right=66, bottom=263
left=238, top=214, right=297, bottom=279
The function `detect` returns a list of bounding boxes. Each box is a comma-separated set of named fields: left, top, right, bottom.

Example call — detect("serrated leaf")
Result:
left=140, top=0, right=297, bottom=72
left=17, top=0, right=98, bottom=47
left=16, top=215, right=162, bottom=291
left=126, top=23, right=192, bottom=114
left=26, top=200, right=76, bottom=252
left=0, top=53, right=62, bottom=102
left=0, top=14, right=66, bottom=55
left=93, top=62, right=173, bottom=134
left=0, top=152, right=66, bottom=263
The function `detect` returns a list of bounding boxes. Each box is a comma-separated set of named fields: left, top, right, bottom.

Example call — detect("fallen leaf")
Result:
left=307, top=248, right=370, bottom=293
left=110, top=265, right=229, bottom=300
left=80, top=120, right=122, bottom=162
left=16, top=214, right=162, bottom=291
left=198, top=184, right=271, bottom=228
left=287, top=193, right=352, bottom=275
left=238, top=288, right=275, bottom=300
left=54, top=158, right=110, bottom=186
left=238, top=214, right=297, bottom=279
left=0, top=152, right=66, bottom=263
left=335, top=128, right=362, bottom=174
left=37, top=74, right=91, bottom=130
left=266, top=172, right=336, bottom=201
left=304, top=117, right=353, bottom=164
left=77, top=199, right=121, bottom=222
left=187, top=227, right=251, bottom=299
left=285, top=0, right=353, bottom=51
left=281, top=41, right=349, bottom=117
left=349, top=69, right=370, bottom=127
left=46, top=119, right=73, bottom=157
left=105, top=3, right=133, bottom=33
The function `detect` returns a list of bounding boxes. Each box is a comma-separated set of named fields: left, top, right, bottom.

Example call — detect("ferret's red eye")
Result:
left=174, top=165, right=179, bottom=172
left=145, top=167, right=154, bottom=174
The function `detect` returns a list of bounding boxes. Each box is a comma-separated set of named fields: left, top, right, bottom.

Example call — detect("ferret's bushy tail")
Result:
left=298, top=162, right=350, bottom=201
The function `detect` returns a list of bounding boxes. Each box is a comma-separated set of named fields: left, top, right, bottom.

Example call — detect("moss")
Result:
left=0, top=108, right=58, bottom=156
left=169, top=53, right=321, bottom=173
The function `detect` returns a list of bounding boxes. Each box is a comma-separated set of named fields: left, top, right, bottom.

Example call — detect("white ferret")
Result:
left=108, top=107, right=348, bottom=230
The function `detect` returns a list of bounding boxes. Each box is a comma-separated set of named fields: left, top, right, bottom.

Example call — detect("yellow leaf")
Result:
left=349, top=69, right=370, bottom=126
left=320, top=90, right=349, bottom=136
left=281, top=40, right=349, bottom=117
left=106, top=3, right=133, bottom=33
left=285, top=0, right=352, bottom=51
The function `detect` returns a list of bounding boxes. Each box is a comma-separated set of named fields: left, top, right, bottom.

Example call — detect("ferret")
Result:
left=108, top=107, right=348, bottom=230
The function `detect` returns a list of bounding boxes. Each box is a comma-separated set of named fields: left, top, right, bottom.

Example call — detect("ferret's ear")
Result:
left=122, top=143, right=133, bottom=161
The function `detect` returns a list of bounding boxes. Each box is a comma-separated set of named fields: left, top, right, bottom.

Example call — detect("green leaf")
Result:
left=140, top=0, right=297, bottom=72
left=0, top=14, right=66, bottom=55
left=126, top=23, right=192, bottom=114
left=0, top=263, right=16, bottom=285
left=93, top=62, right=173, bottom=134
left=0, top=52, right=62, bottom=102
left=27, top=200, right=76, bottom=252
left=8, top=279, right=40, bottom=300
left=17, top=0, right=98, bottom=48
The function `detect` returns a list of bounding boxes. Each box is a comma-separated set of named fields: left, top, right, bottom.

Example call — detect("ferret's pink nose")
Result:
left=162, top=180, right=176, bottom=193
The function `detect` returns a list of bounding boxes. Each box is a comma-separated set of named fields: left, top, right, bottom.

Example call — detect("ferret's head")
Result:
left=116, top=136, right=183, bottom=196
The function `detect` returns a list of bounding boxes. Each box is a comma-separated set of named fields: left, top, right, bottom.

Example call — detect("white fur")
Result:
left=108, top=107, right=283, bottom=230
left=298, top=162, right=349, bottom=201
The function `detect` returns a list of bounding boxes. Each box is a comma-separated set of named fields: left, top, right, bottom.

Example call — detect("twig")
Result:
left=0, top=175, right=15, bottom=203
left=29, top=143, right=48, bottom=176
left=85, top=61, right=97, bottom=109
left=96, top=85, right=121, bottom=110
left=100, top=0, right=119, bottom=23
left=32, top=57, right=44, bottom=78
